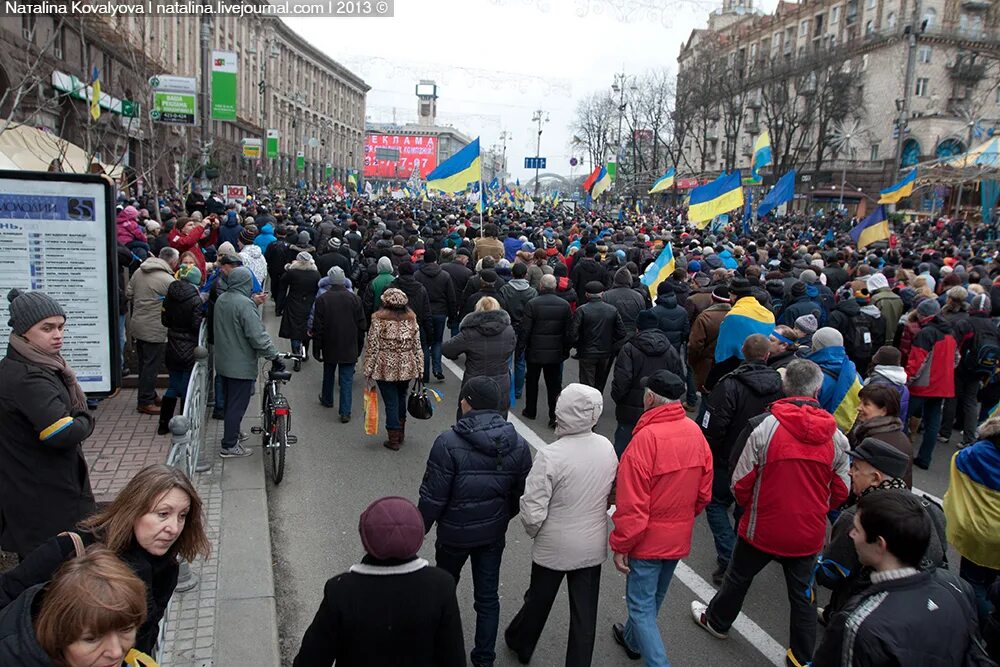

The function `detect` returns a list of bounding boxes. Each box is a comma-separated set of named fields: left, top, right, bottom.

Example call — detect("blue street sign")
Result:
left=524, top=157, right=547, bottom=169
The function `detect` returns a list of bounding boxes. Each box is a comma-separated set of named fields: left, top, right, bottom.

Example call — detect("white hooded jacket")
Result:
left=519, top=383, right=618, bottom=570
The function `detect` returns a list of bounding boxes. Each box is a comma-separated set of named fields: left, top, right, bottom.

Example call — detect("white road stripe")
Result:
left=913, top=486, right=944, bottom=505
left=440, top=357, right=786, bottom=665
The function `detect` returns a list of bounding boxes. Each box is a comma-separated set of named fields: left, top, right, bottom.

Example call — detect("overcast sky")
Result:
left=286, top=0, right=779, bottom=182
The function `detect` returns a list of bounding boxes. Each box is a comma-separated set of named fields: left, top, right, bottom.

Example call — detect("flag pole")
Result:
left=479, top=141, right=484, bottom=238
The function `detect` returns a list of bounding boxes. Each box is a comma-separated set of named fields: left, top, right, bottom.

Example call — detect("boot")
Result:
left=382, top=429, right=402, bottom=451
left=398, top=418, right=406, bottom=444
left=157, top=396, right=179, bottom=436
left=907, top=416, right=922, bottom=438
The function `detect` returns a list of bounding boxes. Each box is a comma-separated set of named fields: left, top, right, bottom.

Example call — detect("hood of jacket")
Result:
left=808, top=344, right=849, bottom=375
left=419, top=262, right=442, bottom=278
left=453, top=410, right=521, bottom=457
left=0, top=584, right=52, bottom=666
left=835, top=298, right=860, bottom=316
left=390, top=245, right=409, bottom=259
left=554, top=383, right=604, bottom=437
left=633, top=400, right=688, bottom=432
left=259, top=224, right=274, bottom=236
left=460, top=308, right=510, bottom=335
left=222, top=267, right=253, bottom=297
left=854, top=414, right=904, bottom=438
left=240, top=244, right=263, bottom=259
left=166, top=278, right=200, bottom=303
left=655, top=292, right=679, bottom=309
left=631, top=329, right=671, bottom=356
left=770, top=397, right=837, bottom=445
left=140, top=256, right=174, bottom=275
left=223, top=213, right=240, bottom=228
left=506, top=278, right=531, bottom=292
left=732, top=362, right=784, bottom=396
left=870, top=365, right=907, bottom=385
left=860, top=304, right=881, bottom=318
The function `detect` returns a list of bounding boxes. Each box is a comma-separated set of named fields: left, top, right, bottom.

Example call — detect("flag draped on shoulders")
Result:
left=714, top=296, right=775, bottom=363
left=639, top=242, right=675, bottom=300
left=944, top=440, right=1000, bottom=569
left=809, top=346, right=863, bottom=432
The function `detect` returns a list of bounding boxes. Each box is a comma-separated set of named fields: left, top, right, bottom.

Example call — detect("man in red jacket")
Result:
left=905, top=298, right=958, bottom=470
left=609, top=370, right=713, bottom=665
left=692, top=359, right=849, bottom=667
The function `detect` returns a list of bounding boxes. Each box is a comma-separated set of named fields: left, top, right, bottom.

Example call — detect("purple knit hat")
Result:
left=358, top=497, right=424, bottom=560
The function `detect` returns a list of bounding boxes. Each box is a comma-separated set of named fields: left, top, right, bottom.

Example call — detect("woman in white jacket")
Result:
left=503, top=383, right=618, bottom=667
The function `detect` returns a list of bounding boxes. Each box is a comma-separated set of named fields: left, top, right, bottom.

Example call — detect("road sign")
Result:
left=569, top=157, right=578, bottom=166
left=524, top=157, right=547, bottom=170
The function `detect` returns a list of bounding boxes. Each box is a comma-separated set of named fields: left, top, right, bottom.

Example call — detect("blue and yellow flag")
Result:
left=878, top=169, right=916, bottom=204
left=751, top=132, right=772, bottom=181
left=426, top=137, right=481, bottom=193
left=639, top=242, right=675, bottom=300
left=591, top=165, right=612, bottom=199
left=648, top=168, right=676, bottom=194
left=945, top=444, right=1000, bottom=569
left=849, top=205, right=890, bottom=250
left=714, top=296, right=775, bottom=363
left=689, top=171, right=744, bottom=227
left=90, top=66, right=101, bottom=121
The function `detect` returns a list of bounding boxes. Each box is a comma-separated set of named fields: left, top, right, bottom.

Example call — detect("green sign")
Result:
left=296, top=151, right=305, bottom=171
left=210, top=50, right=238, bottom=121
left=266, top=129, right=279, bottom=159
left=607, top=161, right=617, bottom=182
left=121, top=99, right=138, bottom=118
left=151, top=91, right=196, bottom=125
left=325, top=163, right=332, bottom=180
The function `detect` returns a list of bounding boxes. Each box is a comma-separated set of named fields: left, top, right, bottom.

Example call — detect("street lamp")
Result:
left=831, top=118, right=866, bottom=209
left=612, top=72, right=637, bottom=194
left=531, top=110, right=549, bottom=197
left=498, top=130, right=510, bottom=188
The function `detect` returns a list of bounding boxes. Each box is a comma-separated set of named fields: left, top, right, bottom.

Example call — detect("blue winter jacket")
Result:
left=418, top=410, right=533, bottom=548
left=254, top=224, right=277, bottom=253
left=217, top=212, right=243, bottom=247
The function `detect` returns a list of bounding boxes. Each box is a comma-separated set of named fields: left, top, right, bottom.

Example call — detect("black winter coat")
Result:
left=316, top=249, right=351, bottom=279
left=649, top=293, right=690, bottom=351
left=390, top=275, right=433, bottom=341
left=0, top=531, right=178, bottom=656
left=265, top=239, right=290, bottom=279
left=570, top=299, right=627, bottom=359
left=604, top=286, right=648, bottom=337
left=498, top=279, right=537, bottom=338
left=162, top=280, right=204, bottom=372
left=441, top=261, right=472, bottom=300
left=570, top=258, right=609, bottom=301
left=460, top=285, right=506, bottom=320
left=0, top=585, right=55, bottom=666
left=278, top=267, right=321, bottom=341
left=518, top=293, right=572, bottom=365
left=702, top=362, right=783, bottom=462
left=779, top=295, right=822, bottom=327
left=611, top=329, right=684, bottom=424
left=418, top=410, right=532, bottom=548
left=442, top=310, right=516, bottom=413
left=0, top=349, right=95, bottom=557
left=312, top=286, right=366, bottom=364
left=414, top=262, right=456, bottom=319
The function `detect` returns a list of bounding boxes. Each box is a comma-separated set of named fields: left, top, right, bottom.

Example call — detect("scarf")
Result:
left=8, top=333, right=88, bottom=411
left=859, top=477, right=909, bottom=498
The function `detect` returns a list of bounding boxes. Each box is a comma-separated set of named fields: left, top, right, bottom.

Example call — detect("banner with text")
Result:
left=364, top=134, right=438, bottom=179
left=210, top=51, right=237, bottom=121
left=266, top=129, right=279, bottom=159
left=296, top=151, right=305, bottom=171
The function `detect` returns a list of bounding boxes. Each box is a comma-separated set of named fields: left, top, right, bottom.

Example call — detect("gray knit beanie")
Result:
left=377, top=256, right=393, bottom=274
left=917, top=298, right=941, bottom=319
left=811, top=327, right=844, bottom=351
left=7, top=288, right=66, bottom=335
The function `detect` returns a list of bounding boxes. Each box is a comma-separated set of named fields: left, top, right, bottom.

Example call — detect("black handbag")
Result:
left=407, top=380, right=435, bottom=420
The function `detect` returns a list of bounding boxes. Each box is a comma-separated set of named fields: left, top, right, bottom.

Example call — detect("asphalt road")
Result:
left=259, top=303, right=956, bottom=667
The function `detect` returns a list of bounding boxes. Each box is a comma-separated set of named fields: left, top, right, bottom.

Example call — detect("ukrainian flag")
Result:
left=809, top=347, right=863, bottom=432
left=944, top=444, right=1000, bottom=569
left=639, top=242, right=675, bottom=300
left=849, top=205, right=890, bottom=250
left=714, top=295, right=774, bottom=363
left=426, top=137, right=481, bottom=193
left=751, top=132, right=772, bottom=181
left=878, top=169, right=916, bottom=204
left=689, top=171, right=744, bottom=227
left=648, top=168, right=676, bottom=194
left=90, top=66, right=101, bottom=121
left=591, top=165, right=612, bottom=199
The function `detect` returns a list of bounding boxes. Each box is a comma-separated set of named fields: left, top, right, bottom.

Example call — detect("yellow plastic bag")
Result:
left=364, top=387, right=379, bottom=436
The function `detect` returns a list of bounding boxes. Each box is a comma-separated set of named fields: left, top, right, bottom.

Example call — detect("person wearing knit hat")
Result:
left=795, top=314, right=818, bottom=336
left=278, top=247, right=321, bottom=362
left=805, top=327, right=865, bottom=431
left=292, top=496, right=466, bottom=665
left=217, top=241, right=237, bottom=257
left=238, top=224, right=258, bottom=247
left=604, top=267, right=647, bottom=338
left=1, top=288, right=96, bottom=558
left=688, top=284, right=733, bottom=398
left=158, top=264, right=205, bottom=434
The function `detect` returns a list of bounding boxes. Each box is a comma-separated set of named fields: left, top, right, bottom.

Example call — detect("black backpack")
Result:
left=961, top=323, right=1000, bottom=381
left=847, top=314, right=874, bottom=362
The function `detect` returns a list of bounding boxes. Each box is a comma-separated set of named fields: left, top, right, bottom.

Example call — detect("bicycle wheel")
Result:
left=261, top=386, right=273, bottom=449
left=269, top=413, right=287, bottom=485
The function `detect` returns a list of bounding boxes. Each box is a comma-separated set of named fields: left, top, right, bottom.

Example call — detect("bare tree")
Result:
left=569, top=91, right=617, bottom=171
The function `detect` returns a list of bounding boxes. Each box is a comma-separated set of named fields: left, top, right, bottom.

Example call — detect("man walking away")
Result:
left=505, top=384, right=618, bottom=666
left=414, top=248, right=456, bottom=381
left=610, top=370, right=713, bottom=666
left=126, top=247, right=179, bottom=415
left=312, top=267, right=366, bottom=423
left=499, top=262, right=538, bottom=399
left=418, top=377, right=533, bottom=667
left=693, top=359, right=849, bottom=667
left=519, top=274, right=572, bottom=429
left=570, top=281, right=627, bottom=393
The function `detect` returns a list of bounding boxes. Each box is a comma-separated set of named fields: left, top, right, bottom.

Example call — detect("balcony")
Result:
left=948, top=58, right=986, bottom=82
left=961, top=0, right=991, bottom=10
left=705, top=128, right=719, bottom=141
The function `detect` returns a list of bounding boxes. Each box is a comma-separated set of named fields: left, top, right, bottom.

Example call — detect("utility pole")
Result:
left=955, top=115, right=977, bottom=217
left=891, top=1, right=922, bottom=188
left=531, top=110, right=548, bottom=197
left=498, top=130, right=509, bottom=189
left=612, top=70, right=631, bottom=198
left=199, top=14, right=212, bottom=193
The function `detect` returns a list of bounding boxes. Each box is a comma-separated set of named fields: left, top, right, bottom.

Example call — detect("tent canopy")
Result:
left=0, top=121, right=124, bottom=178
left=945, top=137, right=1000, bottom=169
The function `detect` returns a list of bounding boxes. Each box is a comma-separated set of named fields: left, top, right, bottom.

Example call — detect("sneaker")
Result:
left=340, top=414, right=351, bottom=423
left=711, top=564, right=726, bottom=587
left=220, top=443, right=253, bottom=458
left=611, top=623, right=641, bottom=660
left=318, top=395, right=333, bottom=408
left=938, top=433, right=951, bottom=443
left=817, top=605, right=827, bottom=626
left=691, top=601, right=728, bottom=639
left=238, top=432, right=249, bottom=443
left=433, top=371, right=445, bottom=381
left=212, top=410, right=224, bottom=421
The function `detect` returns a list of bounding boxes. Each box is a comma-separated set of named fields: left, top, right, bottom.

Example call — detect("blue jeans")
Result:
left=513, top=351, right=526, bottom=399
left=912, top=395, right=944, bottom=467
left=321, top=362, right=355, bottom=416
left=214, top=374, right=225, bottom=411
left=614, top=421, right=636, bottom=459
left=425, top=314, right=447, bottom=377
left=436, top=538, right=506, bottom=666
left=165, top=369, right=192, bottom=399
left=622, top=558, right=679, bottom=667
left=118, top=313, right=126, bottom=369
left=705, top=459, right=737, bottom=568
left=960, top=556, right=999, bottom=624
left=685, top=363, right=697, bottom=405
left=377, top=380, right=409, bottom=430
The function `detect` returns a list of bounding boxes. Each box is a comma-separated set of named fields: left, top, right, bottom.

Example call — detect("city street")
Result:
left=261, top=304, right=957, bottom=667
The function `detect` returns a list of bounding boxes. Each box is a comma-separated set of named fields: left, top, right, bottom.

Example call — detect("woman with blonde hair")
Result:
left=363, top=287, right=424, bottom=451
left=0, top=464, right=210, bottom=655
left=0, top=545, right=156, bottom=666
left=443, top=296, right=516, bottom=419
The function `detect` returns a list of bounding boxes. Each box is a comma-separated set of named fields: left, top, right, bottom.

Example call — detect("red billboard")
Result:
left=364, top=134, right=439, bottom=179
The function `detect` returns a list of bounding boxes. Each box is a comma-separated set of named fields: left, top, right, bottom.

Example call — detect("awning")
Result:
left=0, top=121, right=124, bottom=178
left=945, top=137, right=1000, bottom=169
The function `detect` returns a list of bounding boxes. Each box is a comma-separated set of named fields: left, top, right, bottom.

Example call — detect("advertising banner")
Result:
left=224, top=185, right=248, bottom=204
left=364, top=134, right=438, bottom=179
left=241, top=138, right=262, bottom=159
left=325, top=164, right=332, bottom=180
left=210, top=50, right=238, bottom=121
left=149, top=75, right=197, bottom=125
left=266, top=129, right=279, bottom=159
left=296, top=151, right=305, bottom=171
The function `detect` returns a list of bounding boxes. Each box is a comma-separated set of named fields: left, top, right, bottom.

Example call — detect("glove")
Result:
left=313, top=347, right=324, bottom=362
left=271, top=358, right=286, bottom=372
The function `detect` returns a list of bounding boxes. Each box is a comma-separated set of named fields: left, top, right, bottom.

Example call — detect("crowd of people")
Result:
left=2, top=185, right=1000, bottom=666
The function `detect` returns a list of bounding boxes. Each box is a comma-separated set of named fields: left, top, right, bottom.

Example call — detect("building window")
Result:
left=887, top=11, right=896, bottom=29
left=918, top=45, right=932, bottom=63
left=800, top=19, right=809, bottom=37
left=866, top=0, right=875, bottom=9
left=831, top=5, right=840, bottom=24
left=915, top=77, right=929, bottom=96
left=53, top=25, right=65, bottom=59
left=865, top=19, right=874, bottom=34
left=870, top=144, right=879, bottom=161
left=21, top=16, right=35, bottom=41
left=922, top=7, right=936, bottom=29
left=995, top=88, right=1000, bottom=104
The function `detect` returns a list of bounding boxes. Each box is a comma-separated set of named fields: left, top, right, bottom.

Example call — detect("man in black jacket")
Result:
left=418, top=377, right=532, bottom=667
left=461, top=268, right=506, bottom=319
left=814, top=491, right=980, bottom=667
left=610, top=310, right=684, bottom=458
left=312, top=267, right=366, bottom=422
left=519, top=275, right=572, bottom=428
left=570, top=245, right=609, bottom=302
left=570, top=281, right=627, bottom=393
left=441, top=249, right=473, bottom=334
left=316, top=236, right=352, bottom=278
left=604, top=267, right=647, bottom=339
left=649, top=281, right=694, bottom=407
left=700, top=334, right=783, bottom=584
left=499, top=263, right=538, bottom=400
left=414, top=249, right=456, bottom=381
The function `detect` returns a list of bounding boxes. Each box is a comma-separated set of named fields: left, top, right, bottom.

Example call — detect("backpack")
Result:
left=961, top=323, right=1000, bottom=381
left=847, top=314, right=874, bottom=362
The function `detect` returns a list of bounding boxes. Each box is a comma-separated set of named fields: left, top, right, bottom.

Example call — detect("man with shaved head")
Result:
left=699, top=333, right=784, bottom=584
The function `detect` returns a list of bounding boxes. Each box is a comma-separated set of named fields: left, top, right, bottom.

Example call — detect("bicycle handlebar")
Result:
left=274, top=353, right=306, bottom=361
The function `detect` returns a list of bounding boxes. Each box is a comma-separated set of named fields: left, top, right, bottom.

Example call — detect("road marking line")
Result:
left=441, top=357, right=786, bottom=665
left=913, top=486, right=943, bottom=505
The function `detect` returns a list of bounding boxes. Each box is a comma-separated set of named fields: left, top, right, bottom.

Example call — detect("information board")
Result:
left=0, top=172, right=119, bottom=395
left=364, top=134, right=438, bottom=179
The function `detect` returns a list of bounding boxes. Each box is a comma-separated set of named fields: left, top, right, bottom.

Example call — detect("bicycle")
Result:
left=251, top=353, right=303, bottom=485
